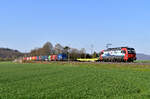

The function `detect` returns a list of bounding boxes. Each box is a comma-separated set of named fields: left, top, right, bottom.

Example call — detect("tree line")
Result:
left=29, top=42, right=99, bottom=60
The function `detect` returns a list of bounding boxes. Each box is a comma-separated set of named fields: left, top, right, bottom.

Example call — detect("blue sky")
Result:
left=0, top=0, right=150, bottom=54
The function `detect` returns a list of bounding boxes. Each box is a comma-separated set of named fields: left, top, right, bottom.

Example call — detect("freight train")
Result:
left=23, top=54, right=67, bottom=61
left=99, top=47, right=136, bottom=62
left=23, top=47, right=136, bottom=62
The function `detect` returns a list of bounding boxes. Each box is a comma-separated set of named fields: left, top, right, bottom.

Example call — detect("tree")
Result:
left=80, top=48, right=86, bottom=58
left=86, top=54, right=92, bottom=58
left=92, top=51, right=98, bottom=58
left=63, top=46, right=70, bottom=54
left=30, top=49, right=37, bottom=56
left=70, top=48, right=80, bottom=60
left=29, top=42, right=53, bottom=56
left=30, top=48, right=42, bottom=56
left=63, top=46, right=70, bottom=61
left=42, top=42, right=53, bottom=55
left=54, top=43, right=64, bottom=54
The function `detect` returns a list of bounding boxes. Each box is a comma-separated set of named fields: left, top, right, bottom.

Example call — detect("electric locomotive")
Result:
left=100, top=47, right=136, bottom=62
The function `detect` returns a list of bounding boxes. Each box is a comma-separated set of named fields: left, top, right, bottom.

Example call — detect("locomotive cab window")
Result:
left=127, top=48, right=135, bottom=54
left=121, top=50, right=126, bottom=54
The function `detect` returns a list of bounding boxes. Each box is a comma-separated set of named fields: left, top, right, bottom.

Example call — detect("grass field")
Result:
left=1, top=62, right=150, bottom=99
left=135, top=60, right=150, bottom=63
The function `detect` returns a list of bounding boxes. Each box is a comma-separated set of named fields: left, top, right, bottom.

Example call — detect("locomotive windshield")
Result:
left=127, top=48, right=135, bottom=54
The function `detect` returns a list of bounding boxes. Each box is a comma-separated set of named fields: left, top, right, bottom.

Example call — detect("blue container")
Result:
left=44, top=56, right=48, bottom=61
left=57, top=54, right=67, bottom=60
left=57, top=54, right=62, bottom=60
left=63, top=54, right=67, bottom=60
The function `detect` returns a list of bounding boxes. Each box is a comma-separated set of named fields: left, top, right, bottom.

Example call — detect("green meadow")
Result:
left=0, top=62, right=150, bottom=99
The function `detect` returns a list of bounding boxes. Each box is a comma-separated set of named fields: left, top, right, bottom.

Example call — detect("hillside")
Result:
left=136, top=53, right=150, bottom=60
left=0, top=48, right=24, bottom=59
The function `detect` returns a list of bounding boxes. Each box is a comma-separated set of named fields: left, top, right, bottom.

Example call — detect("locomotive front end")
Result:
left=126, top=48, right=136, bottom=62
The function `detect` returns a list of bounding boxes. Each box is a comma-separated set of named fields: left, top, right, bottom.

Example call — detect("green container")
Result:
left=48, top=55, right=51, bottom=61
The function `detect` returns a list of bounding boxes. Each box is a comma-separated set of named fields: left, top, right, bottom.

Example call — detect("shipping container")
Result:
left=36, top=56, right=39, bottom=61
left=48, top=55, right=51, bottom=61
left=32, top=56, right=36, bottom=61
left=51, top=55, right=53, bottom=60
left=44, top=56, right=48, bottom=61
left=23, top=57, right=27, bottom=61
left=57, top=54, right=67, bottom=60
left=35, top=56, right=37, bottom=60
left=39, top=56, right=41, bottom=61
left=51, top=55, right=57, bottom=61
left=30, top=57, right=32, bottom=61
left=27, top=57, right=30, bottom=61
left=32, top=57, right=34, bottom=60
left=41, top=56, right=45, bottom=61
left=41, top=56, right=48, bottom=61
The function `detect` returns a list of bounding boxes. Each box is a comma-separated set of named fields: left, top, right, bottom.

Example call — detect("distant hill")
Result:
left=136, top=53, right=150, bottom=60
left=0, top=48, right=24, bottom=59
